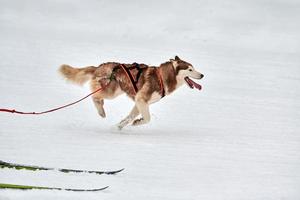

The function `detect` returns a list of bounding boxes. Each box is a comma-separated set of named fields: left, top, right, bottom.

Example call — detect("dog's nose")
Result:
left=200, top=74, right=204, bottom=79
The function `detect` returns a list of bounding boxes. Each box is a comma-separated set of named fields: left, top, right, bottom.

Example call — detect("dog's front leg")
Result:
left=132, top=100, right=150, bottom=126
left=117, top=105, right=139, bottom=130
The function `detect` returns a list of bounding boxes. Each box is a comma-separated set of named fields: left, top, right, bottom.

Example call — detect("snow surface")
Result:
left=0, top=0, right=300, bottom=199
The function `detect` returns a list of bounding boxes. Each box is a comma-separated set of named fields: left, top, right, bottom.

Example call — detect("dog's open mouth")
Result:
left=184, top=77, right=202, bottom=90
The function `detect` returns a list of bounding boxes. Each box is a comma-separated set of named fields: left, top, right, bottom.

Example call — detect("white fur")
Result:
left=148, top=91, right=162, bottom=104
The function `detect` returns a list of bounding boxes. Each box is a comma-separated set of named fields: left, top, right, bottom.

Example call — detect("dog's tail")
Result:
left=59, top=64, right=97, bottom=85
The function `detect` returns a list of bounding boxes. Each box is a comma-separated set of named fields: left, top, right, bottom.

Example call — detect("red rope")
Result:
left=0, top=86, right=105, bottom=115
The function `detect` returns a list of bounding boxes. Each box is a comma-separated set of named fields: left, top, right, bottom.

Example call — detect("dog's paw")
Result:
left=98, top=110, right=106, bottom=118
left=117, top=124, right=124, bottom=130
left=117, top=120, right=127, bottom=130
left=117, top=117, right=133, bottom=129
left=132, top=118, right=144, bottom=126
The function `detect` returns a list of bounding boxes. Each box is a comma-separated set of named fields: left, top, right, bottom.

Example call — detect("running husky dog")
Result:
left=59, top=56, right=204, bottom=129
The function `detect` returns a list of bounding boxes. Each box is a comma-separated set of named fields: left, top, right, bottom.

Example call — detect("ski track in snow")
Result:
left=0, top=0, right=300, bottom=199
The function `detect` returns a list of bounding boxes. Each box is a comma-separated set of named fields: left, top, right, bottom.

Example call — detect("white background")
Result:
left=0, top=0, right=299, bottom=199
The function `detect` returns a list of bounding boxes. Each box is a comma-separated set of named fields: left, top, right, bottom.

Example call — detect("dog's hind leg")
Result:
left=92, top=95, right=106, bottom=118
left=117, top=106, right=139, bottom=130
left=132, top=100, right=150, bottom=126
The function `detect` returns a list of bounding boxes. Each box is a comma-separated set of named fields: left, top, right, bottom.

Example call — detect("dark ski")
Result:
left=0, top=160, right=124, bottom=175
left=0, top=183, right=109, bottom=192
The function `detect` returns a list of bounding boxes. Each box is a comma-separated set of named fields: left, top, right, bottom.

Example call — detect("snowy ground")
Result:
left=0, top=0, right=300, bottom=199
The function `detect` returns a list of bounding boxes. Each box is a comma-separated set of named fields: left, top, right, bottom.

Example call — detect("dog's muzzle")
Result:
left=184, top=77, right=202, bottom=90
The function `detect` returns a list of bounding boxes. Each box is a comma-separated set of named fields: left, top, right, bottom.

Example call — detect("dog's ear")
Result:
left=170, top=58, right=178, bottom=67
left=175, top=55, right=180, bottom=61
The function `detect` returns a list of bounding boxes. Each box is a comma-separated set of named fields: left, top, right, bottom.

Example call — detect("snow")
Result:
left=0, top=0, right=300, bottom=199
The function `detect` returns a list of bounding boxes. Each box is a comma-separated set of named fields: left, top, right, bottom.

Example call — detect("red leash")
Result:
left=0, top=63, right=167, bottom=115
left=0, top=87, right=105, bottom=115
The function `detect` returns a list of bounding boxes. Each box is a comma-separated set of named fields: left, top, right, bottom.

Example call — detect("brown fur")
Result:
left=59, top=64, right=96, bottom=85
left=59, top=56, right=203, bottom=129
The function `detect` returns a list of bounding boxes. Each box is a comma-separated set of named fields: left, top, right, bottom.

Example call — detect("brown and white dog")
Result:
left=59, top=56, right=204, bottom=129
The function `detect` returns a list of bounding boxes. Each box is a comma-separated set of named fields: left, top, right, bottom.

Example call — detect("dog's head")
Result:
left=170, top=56, right=204, bottom=89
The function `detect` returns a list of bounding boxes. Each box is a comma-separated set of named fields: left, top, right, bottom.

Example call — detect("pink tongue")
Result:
left=185, top=77, right=202, bottom=90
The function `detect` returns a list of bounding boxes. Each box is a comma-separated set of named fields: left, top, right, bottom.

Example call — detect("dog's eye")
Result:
left=189, top=69, right=192, bottom=71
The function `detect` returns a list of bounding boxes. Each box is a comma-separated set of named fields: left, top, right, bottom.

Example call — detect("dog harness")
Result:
left=116, top=63, right=165, bottom=98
